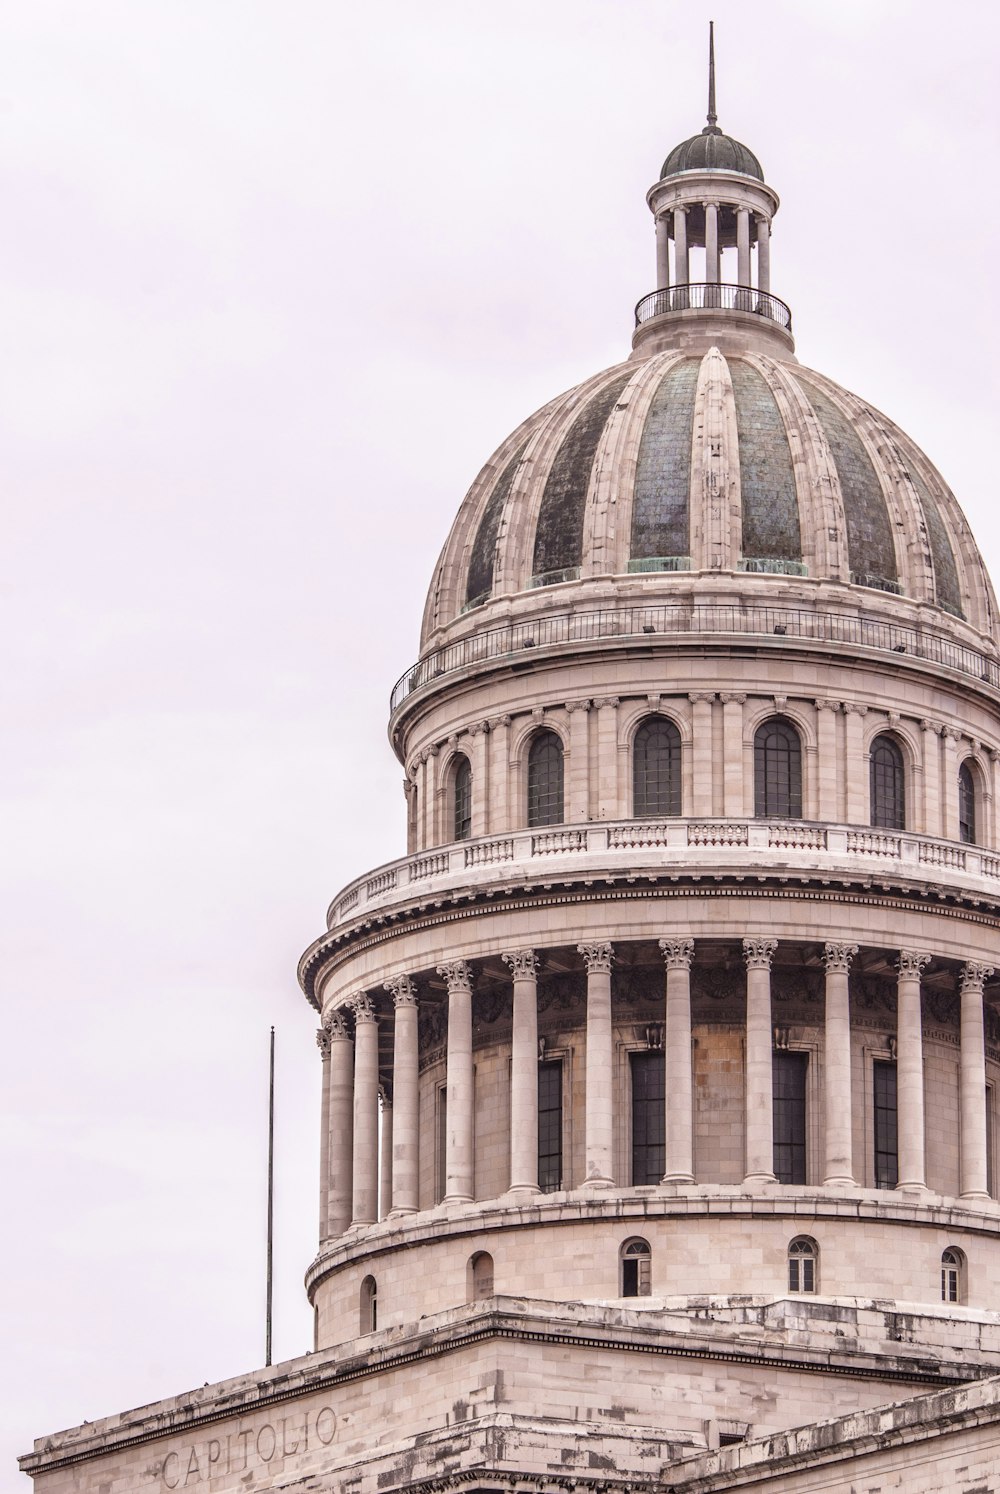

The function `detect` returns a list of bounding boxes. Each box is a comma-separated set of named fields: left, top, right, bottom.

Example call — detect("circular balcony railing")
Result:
left=634, top=282, right=792, bottom=330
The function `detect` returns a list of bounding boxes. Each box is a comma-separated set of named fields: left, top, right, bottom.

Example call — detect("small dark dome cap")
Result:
left=661, top=127, right=764, bottom=181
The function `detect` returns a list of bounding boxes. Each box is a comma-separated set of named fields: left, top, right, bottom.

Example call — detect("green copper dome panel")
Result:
left=797, top=379, right=898, bottom=585
left=909, top=467, right=964, bottom=617
left=730, top=361, right=800, bottom=561
left=532, top=372, right=633, bottom=579
left=465, top=440, right=529, bottom=604
left=630, top=359, right=700, bottom=562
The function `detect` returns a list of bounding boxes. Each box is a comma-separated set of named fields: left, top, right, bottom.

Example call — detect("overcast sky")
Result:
left=3, top=2, right=999, bottom=1487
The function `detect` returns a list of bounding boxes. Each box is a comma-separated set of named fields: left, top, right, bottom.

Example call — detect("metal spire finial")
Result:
left=706, top=21, right=719, bottom=132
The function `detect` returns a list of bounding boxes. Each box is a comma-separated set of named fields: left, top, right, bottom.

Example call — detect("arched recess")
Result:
left=620, top=1238, right=652, bottom=1298
left=449, top=753, right=472, bottom=842
left=360, top=1275, right=378, bottom=1334
left=468, top=1251, right=495, bottom=1302
left=941, top=1247, right=966, bottom=1304
left=787, top=1237, right=818, bottom=1293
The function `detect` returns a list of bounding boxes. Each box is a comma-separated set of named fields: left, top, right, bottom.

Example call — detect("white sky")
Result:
left=3, top=2, right=999, bottom=1486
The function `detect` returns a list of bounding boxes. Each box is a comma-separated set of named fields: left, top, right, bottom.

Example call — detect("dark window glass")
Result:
left=754, top=719, right=802, bottom=819
left=941, top=1250, right=960, bottom=1303
left=538, top=1060, right=563, bottom=1192
left=870, top=735, right=905, bottom=830
left=631, top=1050, right=665, bottom=1185
left=453, top=755, right=472, bottom=841
left=633, top=717, right=681, bottom=817
left=527, top=730, right=564, bottom=827
left=959, top=762, right=976, bottom=845
left=773, top=1051, right=808, bottom=1184
left=873, top=1060, right=898, bottom=1189
left=621, top=1239, right=651, bottom=1297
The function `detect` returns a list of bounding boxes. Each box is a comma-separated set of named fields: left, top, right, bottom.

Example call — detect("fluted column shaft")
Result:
left=896, top=952, right=929, bottom=1191
left=960, top=962, right=994, bottom=1200
left=815, top=701, right=840, bottom=822
left=705, top=202, right=720, bottom=284
left=594, top=696, right=620, bottom=819
left=351, top=995, right=380, bottom=1226
left=656, top=215, right=671, bottom=289
left=736, top=207, right=751, bottom=287
left=721, top=693, right=746, bottom=815
left=567, top=701, right=591, bottom=822
left=379, top=1096, right=393, bottom=1220
left=757, top=215, right=771, bottom=292
left=385, top=975, right=419, bottom=1214
left=580, top=942, right=615, bottom=1186
left=326, top=1014, right=354, bottom=1237
left=689, top=693, right=715, bottom=816
left=942, top=728, right=960, bottom=841
left=469, top=722, right=489, bottom=839
left=504, top=949, right=540, bottom=1193
left=844, top=706, right=868, bottom=824
left=317, top=1027, right=332, bottom=1241
left=743, top=939, right=777, bottom=1183
left=438, top=960, right=475, bottom=1202
left=823, top=943, right=857, bottom=1185
left=661, top=938, right=695, bottom=1183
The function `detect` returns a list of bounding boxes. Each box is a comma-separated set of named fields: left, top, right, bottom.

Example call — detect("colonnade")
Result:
left=316, top=944, right=995, bottom=1240
left=654, top=205, right=771, bottom=293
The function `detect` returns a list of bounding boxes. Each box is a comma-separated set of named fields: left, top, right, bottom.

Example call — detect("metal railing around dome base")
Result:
left=389, top=601, right=999, bottom=716
left=634, top=282, right=792, bottom=331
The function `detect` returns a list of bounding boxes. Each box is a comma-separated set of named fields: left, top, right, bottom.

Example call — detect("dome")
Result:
left=422, top=348, right=997, bottom=647
left=661, top=126, right=764, bottom=181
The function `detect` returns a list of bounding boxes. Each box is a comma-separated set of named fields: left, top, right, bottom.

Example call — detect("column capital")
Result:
left=467, top=719, right=489, bottom=736
left=565, top=698, right=592, bottom=713
left=659, top=937, right=695, bottom=969
left=489, top=713, right=512, bottom=730
left=437, top=959, right=474, bottom=994
left=384, top=973, right=418, bottom=1007
left=579, top=941, right=614, bottom=973
left=592, top=695, right=620, bottom=710
left=719, top=692, right=747, bottom=705
left=823, top=941, right=858, bottom=974
left=941, top=725, right=961, bottom=743
left=743, top=937, right=778, bottom=971
left=316, top=1026, right=332, bottom=1060
left=502, top=948, right=540, bottom=980
left=350, top=992, right=379, bottom=1024
left=688, top=691, right=716, bottom=704
left=815, top=698, right=842, bottom=713
left=897, top=951, right=930, bottom=980
left=325, top=1011, right=352, bottom=1041
left=960, top=961, right=994, bottom=995
left=426, top=742, right=440, bottom=758
left=843, top=702, right=869, bottom=717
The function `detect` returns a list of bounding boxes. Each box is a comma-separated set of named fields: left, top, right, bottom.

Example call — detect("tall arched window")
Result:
left=360, top=1275, right=378, bottom=1333
left=633, top=716, right=681, bottom=817
left=870, top=735, right=905, bottom=830
left=941, top=1248, right=965, bottom=1303
left=527, top=730, right=564, bottom=827
left=620, top=1238, right=651, bottom=1298
left=959, top=761, right=977, bottom=845
left=754, top=718, right=802, bottom=819
left=787, top=1237, right=817, bottom=1293
left=453, top=755, right=472, bottom=841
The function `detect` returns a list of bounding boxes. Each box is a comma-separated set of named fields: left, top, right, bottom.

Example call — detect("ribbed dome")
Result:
left=661, top=127, right=763, bottom=181
left=422, top=349, right=998, bottom=646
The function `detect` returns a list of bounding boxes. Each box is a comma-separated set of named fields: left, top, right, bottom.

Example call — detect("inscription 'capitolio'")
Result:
left=159, top=1407, right=336, bottom=1488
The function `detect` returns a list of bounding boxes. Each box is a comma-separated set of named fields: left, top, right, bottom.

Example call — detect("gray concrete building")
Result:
left=20, top=35, right=1000, bottom=1494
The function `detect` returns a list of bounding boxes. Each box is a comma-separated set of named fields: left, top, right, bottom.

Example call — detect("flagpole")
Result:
left=266, top=1025, right=275, bottom=1367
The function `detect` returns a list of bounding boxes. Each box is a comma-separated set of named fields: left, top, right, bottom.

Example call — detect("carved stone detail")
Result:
left=489, top=714, right=512, bottom=730
left=437, top=959, right=474, bottom=994
left=659, top=937, right=695, bottom=969
left=578, top=941, right=614, bottom=973
left=897, top=951, right=930, bottom=980
left=502, top=949, right=540, bottom=980
left=823, top=941, right=858, bottom=974
left=385, top=973, right=418, bottom=1007
left=688, top=692, right=716, bottom=703
left=566, top=698, right=592, bottom=713
left=843, top=703, right=869, bottom=717
left=960, top=962, right=994, bottom=995
left=592, top=696, right=620, bottom=710
left=720, top=692, right=747, bottom=705
left=350, top=992, right=379, bottom=1024
left=316, top=1027, right=332, bottom=1059
left=743, top=937, right=778, bottom=971
left=815, top=698, right=841, bottom=713
left=326, top=1012, right=352, bottom=1041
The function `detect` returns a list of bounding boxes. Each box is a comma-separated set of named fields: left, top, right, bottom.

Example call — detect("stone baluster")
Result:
left=326, top=1012, right=354, bottom=1238
left=843, top=705, right=868, bottom=825
left=579, top=942, right=615, bottom=1186
left=660, top=937, right=696, bottom=1183
left=566, top=700, right=591, bottom=822
left=385, top=974, right=419, bottom=1215
left=350, top=994, right=380, bottom=1227
left=316, top=1025, right=332, bottom=1242
left=720, top=693, right=747, bottom=816
left=896, top=951, right=930, bottom=1191
left=503, top=949, right=541, bottom=1194
left=438, top=959, right=475, bottom=1203
left=960, top=961, right=994, bottom=1201
left=822, top=942, right=858, bottom=1185
left=689, top=693, right=716, bottom=817
left=743, top=938, right=778, bottom=1184
left=378, top=1091, right=393, bottom=1220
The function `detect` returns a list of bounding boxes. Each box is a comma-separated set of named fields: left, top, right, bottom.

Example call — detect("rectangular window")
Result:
left=538, top=1060, right=563, bottom=1191
left=873, top=1060, right=898, bottom=1189
left=772, top=1051, right=808, bottom=1184
left=631, top=1050, right=665, bottom=1185
left=435, top=1085, right=448, bottom=1203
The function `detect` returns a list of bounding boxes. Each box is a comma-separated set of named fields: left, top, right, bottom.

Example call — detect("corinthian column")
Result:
left=350, top=994, right=380, bottom=1226
left=579, top=942, right=615, bottom=1186
left=437, top=959, right=475, bottom=1203
left=960, top=961, right=994, bottom=1201
left=326, top=1012, right=354, bottom=1237
left=503, top=948, right=541, bottom=1194
left=385, top=974, right=419, bottom=1215
left=823, top=942, right=857, bottom=1185
left=896, top=951, right=929, bottom=1191
left=316, top=1026, right=332, bottom=1242
left=660, top=937, right=695, bottom=1183
left=743, top=938, right=778, bottom=1184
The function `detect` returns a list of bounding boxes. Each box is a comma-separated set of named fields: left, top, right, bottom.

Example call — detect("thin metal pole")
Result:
left=266, top=1025, right=275, bottom=1367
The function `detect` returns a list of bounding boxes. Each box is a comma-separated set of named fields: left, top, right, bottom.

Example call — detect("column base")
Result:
left=960, top=1189, right=993, bottom=1205
left=507, top=1183, right=542, bottom=1197
left=387, top=1205, right=418, bottom=1219
left=894, top=1180, right=928, bottom=1196
left=442, top=1192, right=475, bottom=1206
left=742, top=1172, right=778, bottom=1187
left=661, top=1171, right=695, bottom=1185
left=581, top=1175, right=616, bottom=1190
left=822, top=1174, right=856, bottom=1188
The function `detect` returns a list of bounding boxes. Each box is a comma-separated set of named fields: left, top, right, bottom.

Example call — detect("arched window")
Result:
left=959, top=762, right=977, bottom=845
left=620, top=1237, right=651, bottom=1298
left=453, top=755, right=472, bottom=841
left=787, top=1237, right=817, bottom=1293
left=360, top=1275, right=378, bottom=1333
left=527, top=730, right=564, bottom=827
left=469, top=1251, right=494, bottom=1301
left=870, top=735, right=905, bottom=830
left=941, top=1248, right=965, bottom=1304
left=633, top=716, right=681, bottom=817
left=754, top=718, right=802, bottom=819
